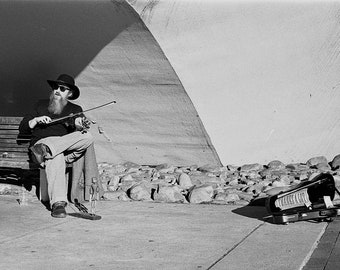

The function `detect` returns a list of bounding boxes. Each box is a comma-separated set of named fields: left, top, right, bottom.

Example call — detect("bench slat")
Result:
left=0, top=130, right=22, bottom=135
left=0, top=117, right=23, bottom=125
left=0, top=133, right=30, bottom=137
left=0, top=156, right=29, bottom=161
left=0, top=142, right=29, bottom=147
left=0, top=140, right=28, bottom=148
left=0, top=139, right=16, bottom=144
left=0, top=149, right=29, bottom=155
left=0, top=151, right=29, bottom=158
left=0, top=138, right=30, bottom=144
left=0, top=125, right=20, bottom=129
left=0, top=134, right=20, bottom=139
left=0, top=160, right=35, bottom=170
left=0, top=117, right=34, bottom=170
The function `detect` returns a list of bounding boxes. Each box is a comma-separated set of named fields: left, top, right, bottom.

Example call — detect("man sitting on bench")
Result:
left=19, top=74, right=96, bottom=218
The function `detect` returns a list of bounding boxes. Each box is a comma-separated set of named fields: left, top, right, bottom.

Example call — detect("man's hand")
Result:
left=75, top=116, right=91, bottom=132
left=29, top=116, right=52, bottom=129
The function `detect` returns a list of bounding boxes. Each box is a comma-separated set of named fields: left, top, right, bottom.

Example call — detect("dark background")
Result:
left=0, top=0, right=136, bottom=115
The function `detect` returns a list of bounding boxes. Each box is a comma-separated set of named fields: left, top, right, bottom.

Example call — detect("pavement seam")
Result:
left=206, top=222, right=265, bottom=270
left=298, top=223, right=329, bottom=270
left=322, top=229, right=340, bottom=270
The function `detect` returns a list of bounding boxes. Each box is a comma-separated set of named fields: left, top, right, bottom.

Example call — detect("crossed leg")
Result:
left=35, top=131, right=94, bottom=206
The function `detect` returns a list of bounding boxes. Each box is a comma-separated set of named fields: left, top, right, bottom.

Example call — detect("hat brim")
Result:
left=47, top=80, right=80, bottom=100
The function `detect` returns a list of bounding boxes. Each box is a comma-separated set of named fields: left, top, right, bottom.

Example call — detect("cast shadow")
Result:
left=0, top=0, right=138, bottom=116
left=232, top=197, right=272, bottom=222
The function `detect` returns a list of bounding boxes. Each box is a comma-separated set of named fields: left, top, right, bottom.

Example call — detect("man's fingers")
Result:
left=74, top=117, right=84, bottom=130
left=44, top=117, right=52, bottom=123
left=75, top=117, right=82, bottom=126
left=42, top=116, right=51, bottom=124
left=36, top=116, right=51, bottom=124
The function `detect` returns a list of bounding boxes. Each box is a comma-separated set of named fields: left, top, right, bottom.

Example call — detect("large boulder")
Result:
left=188, top=185, right=214, bottom=204
left=306, top=156, right=328, bottom=167
left=177, top=173, right=193, bottom=189
left=107, top=175, right=120, bottom=192
left=331, top=154, right=340, bottom=170
left=240, top=163, right=263, bottom=172
left=128, top=182, right=152, bottom=201
left=153, top=185, right=185, bottom=203
left=267, top=160, right=286, bottom=170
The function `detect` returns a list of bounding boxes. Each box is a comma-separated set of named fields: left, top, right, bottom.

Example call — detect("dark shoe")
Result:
left=29, top=143, right=51, bottom=165
left=51, top=201, right=67, bottom=218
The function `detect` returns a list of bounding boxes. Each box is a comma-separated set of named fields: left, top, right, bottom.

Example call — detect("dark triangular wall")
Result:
left=0, top=0, right=221, bottom=166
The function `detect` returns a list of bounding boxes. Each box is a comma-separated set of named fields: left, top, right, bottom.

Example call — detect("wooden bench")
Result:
left=0, top=116, right=38, bottom=170
left=0, top=116, right=72, bottom=201
left=0, top=116, right=40, bottom=191
left=0, top=117, right=97, bottom=204
left=0, top=116, right=73, bottom=201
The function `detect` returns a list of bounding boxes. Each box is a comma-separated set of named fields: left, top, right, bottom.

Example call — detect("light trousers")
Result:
left=36, top=131, right=94, bottom=206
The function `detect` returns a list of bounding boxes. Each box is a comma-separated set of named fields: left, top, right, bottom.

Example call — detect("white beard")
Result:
left=48, top=92, right=68, bottom=115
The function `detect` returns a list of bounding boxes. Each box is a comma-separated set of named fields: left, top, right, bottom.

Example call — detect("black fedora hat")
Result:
left=47, top=74, right=80, bottom=100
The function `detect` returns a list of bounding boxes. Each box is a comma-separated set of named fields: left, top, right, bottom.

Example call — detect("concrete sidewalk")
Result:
left=302, top=216, right=340, bottom=270
left=0, top=195, right=326, bottom=270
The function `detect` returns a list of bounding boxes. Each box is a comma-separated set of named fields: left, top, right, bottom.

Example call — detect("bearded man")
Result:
left=19, top=74, right=97, bottom=218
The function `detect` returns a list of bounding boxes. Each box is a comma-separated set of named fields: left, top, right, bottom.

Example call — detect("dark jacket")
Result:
left=19, top=99, right=83, bottom=146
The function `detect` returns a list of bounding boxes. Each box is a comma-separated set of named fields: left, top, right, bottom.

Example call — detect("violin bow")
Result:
left=47, top=100, right=116, bottom=125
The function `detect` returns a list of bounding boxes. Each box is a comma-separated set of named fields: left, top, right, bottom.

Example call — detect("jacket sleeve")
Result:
left=64, top=104, right=84, bottom=131
left=18, top=102, right=40, bottom=135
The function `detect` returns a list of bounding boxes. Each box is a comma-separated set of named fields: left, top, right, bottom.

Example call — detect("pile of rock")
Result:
left=98, top=155, right=340, bottom=205
left=1, top=155, right=340, bottom=206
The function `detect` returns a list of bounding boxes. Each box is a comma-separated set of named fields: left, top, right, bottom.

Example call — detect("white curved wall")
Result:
left=129, top=0, right=340, bottom=165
